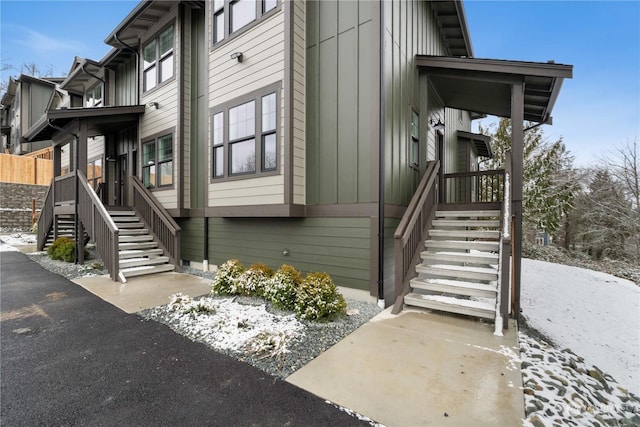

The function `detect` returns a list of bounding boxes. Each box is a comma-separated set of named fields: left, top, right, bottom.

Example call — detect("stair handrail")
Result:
left=495, top=150, right=512, bottom=334
left=130, top=176, right=181, bottom=268
left=36, top=178, right=54, bottom=251
left=77, top=170, right=120, bottom=281
left=392, top=160, right=440, bottom=314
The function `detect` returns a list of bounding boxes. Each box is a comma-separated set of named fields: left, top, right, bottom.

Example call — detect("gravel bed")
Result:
left=25, top=246, right=108, bottom=280
left=139, top=292, right=383, bottom=379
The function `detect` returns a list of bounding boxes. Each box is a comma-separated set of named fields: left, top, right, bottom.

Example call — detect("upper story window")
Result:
left=211, top=85, right=278, bottom=179
left=213, top=0, right=278, bottom=46
left=85, top=84, right=103, bottom=107
left=142, top=133, right=173, bottom=189
left=143, top=25, right=174, bottom=92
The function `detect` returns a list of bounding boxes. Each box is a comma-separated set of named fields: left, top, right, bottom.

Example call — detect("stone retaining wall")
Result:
left=0, top=182, right=47, bottom=230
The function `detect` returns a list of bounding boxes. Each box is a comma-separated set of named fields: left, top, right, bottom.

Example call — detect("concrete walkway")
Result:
left=5, top=242, right=525, bottom=426
left=288, top=308, right=525, bottom=427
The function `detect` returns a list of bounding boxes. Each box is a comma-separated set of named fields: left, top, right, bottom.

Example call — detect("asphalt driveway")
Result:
left=0, top=251, right=367, bottom=426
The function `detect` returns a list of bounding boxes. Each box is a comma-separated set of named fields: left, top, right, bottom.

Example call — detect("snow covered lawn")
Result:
left=521, top=258, right=640, bottom=396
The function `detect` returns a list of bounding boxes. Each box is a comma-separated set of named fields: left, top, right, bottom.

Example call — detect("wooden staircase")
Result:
left=403, top=209, right=501, bottom=320
left=109, top=209, right=175, bottom=281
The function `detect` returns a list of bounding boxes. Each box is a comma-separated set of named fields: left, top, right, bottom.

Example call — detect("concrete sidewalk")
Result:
left=288, top=308, right=525, bottom=427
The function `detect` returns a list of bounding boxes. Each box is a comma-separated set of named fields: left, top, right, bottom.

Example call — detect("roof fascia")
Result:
left=416, top=55, right=573, bottom=79
left=453, top=0, right=473, bottom=57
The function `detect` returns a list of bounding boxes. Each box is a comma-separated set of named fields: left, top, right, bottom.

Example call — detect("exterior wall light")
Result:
left=147, top=102, right=159, bottom=109
left=282, top=248, right=290, bottom=256
left=430, top=118, right=445, bottom=131
left=231, top=52, right=244, bottom=63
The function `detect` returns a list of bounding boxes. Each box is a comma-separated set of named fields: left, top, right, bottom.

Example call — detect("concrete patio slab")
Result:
left=72, top=272, right=211, bottom=313
left=287, top=308, right=524, bottom=427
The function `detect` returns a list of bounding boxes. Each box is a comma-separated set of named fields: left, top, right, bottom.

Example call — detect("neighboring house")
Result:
left=0, top=74, right=65, bottom=155
left=17, top=0, right=572, bottom=331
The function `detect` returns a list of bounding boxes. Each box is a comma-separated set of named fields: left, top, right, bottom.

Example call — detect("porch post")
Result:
left=510, top=81, right=524, bottom=323
left=78, top=121, right=88, bottom=175
left=53, top=145, right=61, bottom=177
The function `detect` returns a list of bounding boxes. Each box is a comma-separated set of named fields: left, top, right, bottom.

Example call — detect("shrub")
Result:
left=263, top=264, right=302, bottom=311
left=236, top=263, right=274, bottom=296
left=294, top=272, right=346, bottom=321
left=47, top=237, right=76, bottom=262
left=211, top=259, right=245, bottom=295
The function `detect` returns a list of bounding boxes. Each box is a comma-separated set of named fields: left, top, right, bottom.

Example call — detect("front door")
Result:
left=116, top=154, right=128, bottom=206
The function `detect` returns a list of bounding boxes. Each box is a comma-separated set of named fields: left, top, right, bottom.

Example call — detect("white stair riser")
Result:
left=120, top=257, right=170, bottom=269
left=410, top=278, right=496, bottom=299
left=432, top=219, right=500, bottom=228
left=121, top=264, right=175, bottom=278
left=404, top=293, right=495, bottom=319
left=416, top=265, right=497, bottom=281
left=421, top=251, right=498, bottom=265
left=435, top=210, right=500, bottom=218
left=429, top=229, right=500, bottom=239
left=425, top=240, right=500, bottom=252
left=118, top=249, right=164, bottom=259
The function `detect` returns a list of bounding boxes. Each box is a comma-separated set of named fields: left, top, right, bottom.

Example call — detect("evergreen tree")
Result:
left=479, top=118, right=579, bottom=239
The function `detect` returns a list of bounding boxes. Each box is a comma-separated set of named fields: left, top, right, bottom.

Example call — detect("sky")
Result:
left=1, top=0, right=639, bottom=168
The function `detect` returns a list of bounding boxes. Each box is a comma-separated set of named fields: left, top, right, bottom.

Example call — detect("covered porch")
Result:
left=393, top=55, right=572, bottom=328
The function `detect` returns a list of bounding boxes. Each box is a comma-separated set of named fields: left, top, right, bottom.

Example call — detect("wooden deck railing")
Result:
left=77, top=171, right=119, bottom=281
left=131, top=176, right=181, bottom=267
left=392, top=160, right=439, bottom=314
left=36, top=181, right=54, bottom=251
left=441, top=169, right=505, bottom=204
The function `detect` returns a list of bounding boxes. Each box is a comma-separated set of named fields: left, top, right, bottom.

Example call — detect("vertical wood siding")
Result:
left=305, top=0, right=379, bottom=205
left=383, top=0, right=449, bottom=206
left=115, top=56, right=136, bottom=106
left=209, top=217, right=371, bottom=290
left=292, top=0, right=306, bottom=205
left=207, top=4, right=286, bottom=207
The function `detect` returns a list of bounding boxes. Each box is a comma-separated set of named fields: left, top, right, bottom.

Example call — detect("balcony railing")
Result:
left=441, top=169, right=505, bottom=204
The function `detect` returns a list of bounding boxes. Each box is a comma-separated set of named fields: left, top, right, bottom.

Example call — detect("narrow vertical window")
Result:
left=142, top=140, right=156, bottom=188
left=212, top=112, right=224, bottom=177
left=261, top=92, right=277, bottom=171
left=263, top=0, right=276, bottom=13
left=157, top=134, right=173, bottom=186
left=158, top=26, right=174, bottom=83
left=411, top=109, right=419, bottom=167
left=213, top=0, right=225, bottom=44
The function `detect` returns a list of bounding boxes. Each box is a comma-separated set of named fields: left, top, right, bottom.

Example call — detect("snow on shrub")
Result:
left=263, top=264, right=302, bottom=310
left=211, top=259, right=244, bottom=295
left=236, top=263, right=273, bottom=296
left=294, top=272, right=346, bottom=321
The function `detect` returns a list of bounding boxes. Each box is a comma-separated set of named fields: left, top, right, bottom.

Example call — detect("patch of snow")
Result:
left=0, top=233, right=37, bottom=246
left=325, top=400, right=385, bottom=427
left=522, top=258, right=640, bottom=395
left=0, top=242, right=19, bottom=252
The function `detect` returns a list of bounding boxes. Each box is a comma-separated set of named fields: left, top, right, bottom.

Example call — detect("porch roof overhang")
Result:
left=104, top=0, right=204, bottom=49
left=416, top=55, right=573, bottom=123
left=60, top=58, right=103, bottom=95
left=22, top=105, right=145, bottom=142
left=457, top=130, right=492, bottom=158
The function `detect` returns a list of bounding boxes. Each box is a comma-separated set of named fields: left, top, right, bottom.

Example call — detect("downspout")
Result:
left=377, top=3, right=386, bottom=309
left=81, top=63, right=106, bottom=105
left=47, top=119, right=80, bottom=264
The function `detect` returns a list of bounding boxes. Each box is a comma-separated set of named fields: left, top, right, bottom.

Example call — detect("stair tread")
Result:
left=419, top=264, right=497, bottom=274
left=422, top=250, right=499, bottom=260
left=119, top=235, right=154, bottom=242
left=429, top=229, right=500, bottom=237
left=412, top=277, right=497, bottom=292
left=119, top=248, right=164, bottom=257
left=112, top=217, right=141, bottom=222
left=120, top=257, right=170, bottom=267
left=108, top=210, right=136, bottom=216
left=425, top=240, right=500, bottom=250
left=119, top=242, right=159, bottom=249
left=118, top=229, right=149, bottom=235
left=432, top=219, right=500, bottom=227
left=405, top=292, right=495, bottom=314
left=121, top=264, right=175, bottom=277
left=435, top=210, right=500, bottom=217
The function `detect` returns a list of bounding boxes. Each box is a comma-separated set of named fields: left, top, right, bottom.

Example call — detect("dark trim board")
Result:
left=438, top=202, right=502, bottom=211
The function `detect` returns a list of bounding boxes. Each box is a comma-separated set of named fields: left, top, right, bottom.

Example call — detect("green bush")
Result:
left=236, top=263, right=274, bottom=296
left=263, top=264, right=302, bottom=310
left=294, top=272, right=346, bottom=321
left=47, top=237, right=76, bottom=262
left=211, top=259, right=245, bottom=295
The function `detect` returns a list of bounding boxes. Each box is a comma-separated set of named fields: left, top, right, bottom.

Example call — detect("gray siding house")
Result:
left=20, top=0, right=572, bottom=330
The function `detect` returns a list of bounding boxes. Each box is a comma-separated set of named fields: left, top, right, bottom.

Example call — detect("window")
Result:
left=85, top=84, right=102, bottom=107
left=87, top=157, right=103, bottom=190
left=143, top=25, right=174, bottom=92
left=142, top=133, right=173, bottom=188
left=213, top=0, right=278, bottom=46
left=410, top=109, right=419, bottom=167
left=211, top=87, right=278, bottom=179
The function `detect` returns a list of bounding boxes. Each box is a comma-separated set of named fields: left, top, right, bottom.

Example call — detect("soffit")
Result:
left=417, top=55, right=573, bottom=123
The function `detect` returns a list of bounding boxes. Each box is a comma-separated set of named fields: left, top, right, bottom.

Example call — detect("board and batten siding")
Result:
left=291, top=0, right=306, bottom=205
left=207, top=3, right=286, bottom=207
left=383, top=0, right=449, bottom=207
left=306, top=0, right=379, bottom=205
left=178, top=217, right=205, bottom=262
left=183, top=12, right=192, bottom=209
left=209, top=217, right=371, bottom=291
left=114, top=55, right=137, bottom=107
left=139, top=6, right=181, bottom=210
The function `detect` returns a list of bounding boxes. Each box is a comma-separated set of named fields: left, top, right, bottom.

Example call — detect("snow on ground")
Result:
left=521, top=258, right=640, bottom=396
left=0, top=233, right=36, bottom=248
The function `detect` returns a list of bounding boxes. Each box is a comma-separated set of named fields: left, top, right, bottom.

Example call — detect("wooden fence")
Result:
left=0, top=153, right=53, bottom=185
